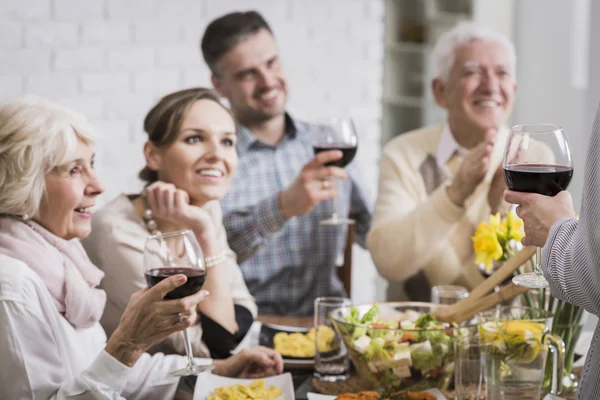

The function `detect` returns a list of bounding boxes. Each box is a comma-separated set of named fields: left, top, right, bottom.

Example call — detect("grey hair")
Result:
left=432, top=21, right=517, bottom=82
left=0, top=95, right=95, bottom=217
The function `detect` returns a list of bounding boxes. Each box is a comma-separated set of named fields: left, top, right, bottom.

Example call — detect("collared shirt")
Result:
left=435, top=123, right=469, bottom=169
left=221, top=114, right=371, bottom=316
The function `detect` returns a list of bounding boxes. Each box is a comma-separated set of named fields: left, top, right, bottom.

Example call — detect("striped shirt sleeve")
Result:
left=542, top=103, right=600, bottom=315
left=223, top=193, right=287, bottom=264
left=541, top=102, right=600, bottom=399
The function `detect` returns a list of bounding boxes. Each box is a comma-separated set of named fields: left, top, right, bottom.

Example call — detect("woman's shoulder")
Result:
left=85, top=194, right=147, bottom=248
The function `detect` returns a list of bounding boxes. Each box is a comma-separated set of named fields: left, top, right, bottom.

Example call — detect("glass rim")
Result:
left=146, top=229, right=193, bottom=241
left=511, top=123, right=564, bottom=134
left=314, top=296, right=352, bottom=307
left=329, top=301, right=457, bottom=332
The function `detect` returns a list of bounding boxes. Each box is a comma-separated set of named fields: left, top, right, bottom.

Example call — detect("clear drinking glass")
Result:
left=143, top=230, right=212, bottom=376
left=455, top=333, right=485, bottom=400
left=503, top=123, right=573, bottom=288
left=313, top=297, right=352, bottom=382
left=431, top=285, right=469, bottom=305
left=312, top=118, right=358, bottom=226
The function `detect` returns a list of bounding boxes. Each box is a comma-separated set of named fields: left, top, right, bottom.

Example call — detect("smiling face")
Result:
left=146, top=99, right=238, bottom=205
left=36, top=138, right=104, bottom=240
left=433, top=39, right=517, bottom=146
left=212, top=28, right=288, bottom=125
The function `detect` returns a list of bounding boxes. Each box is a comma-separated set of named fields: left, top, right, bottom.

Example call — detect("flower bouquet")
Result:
left=472, top=212, right=525, bottom=275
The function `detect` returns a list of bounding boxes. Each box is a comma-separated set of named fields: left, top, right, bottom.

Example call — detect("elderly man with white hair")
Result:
left=367, top=21, right=518, bottom=302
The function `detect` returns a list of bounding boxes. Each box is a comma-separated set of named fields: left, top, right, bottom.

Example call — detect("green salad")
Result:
left=339, top=304, right=456, bottom=390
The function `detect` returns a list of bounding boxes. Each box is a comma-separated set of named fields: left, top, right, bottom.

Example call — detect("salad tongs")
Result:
left=431, top=246, right=536, bottom=324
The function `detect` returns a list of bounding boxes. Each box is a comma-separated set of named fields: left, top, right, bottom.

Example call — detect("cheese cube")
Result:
left=393, top=349, right=413, bottom=367
left=353, top=335, right=371, bottom=354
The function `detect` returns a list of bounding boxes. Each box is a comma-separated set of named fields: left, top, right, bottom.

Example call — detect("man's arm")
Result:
left=224, top=150, right=347, bottom=263
left=223, top=194, right=287, bottom=263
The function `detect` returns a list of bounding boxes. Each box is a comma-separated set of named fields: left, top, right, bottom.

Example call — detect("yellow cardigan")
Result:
left=367, top=123, right=509, bottom=299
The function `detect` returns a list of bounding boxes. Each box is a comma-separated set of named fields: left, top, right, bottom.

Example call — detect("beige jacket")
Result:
left=82, top=195, right=257, bottom=358
left=367, top=124, right=509, bottom=300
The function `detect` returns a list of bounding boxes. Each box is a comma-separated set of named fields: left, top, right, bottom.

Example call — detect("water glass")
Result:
left=477, top=307, right=564, bottom=399
left=455, top=333, right=485, bottom=400
left=314, top=297, right=352, bottom=382
left=431, top=285, right=469, bottom=305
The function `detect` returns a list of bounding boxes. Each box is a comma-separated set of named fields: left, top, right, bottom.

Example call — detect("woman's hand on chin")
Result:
left=144, top=181, right=216, bottom=237
left=105, top=274, right=209, bottom=367
left=213, top=347, right=284, bottom=378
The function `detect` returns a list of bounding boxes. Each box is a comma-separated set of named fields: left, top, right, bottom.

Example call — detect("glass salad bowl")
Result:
left=330, top=302, right=460, bottom=392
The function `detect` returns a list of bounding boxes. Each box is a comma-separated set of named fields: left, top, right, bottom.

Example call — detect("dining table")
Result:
left=255, top=315, right=584, bottom=400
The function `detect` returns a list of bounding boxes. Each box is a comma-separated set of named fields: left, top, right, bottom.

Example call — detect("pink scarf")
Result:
left=0, top=216, right=106, bottom=329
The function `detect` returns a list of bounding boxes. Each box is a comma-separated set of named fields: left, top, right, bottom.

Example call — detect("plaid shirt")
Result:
left=221, top=114, right=371, bottom=316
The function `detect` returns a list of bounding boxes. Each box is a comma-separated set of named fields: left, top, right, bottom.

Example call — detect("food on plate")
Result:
left=273, top=326, right=337, bottom=357
left=207, top=379, right=282, bottom=400
left=333, top=303, right=456, bottom=391
left=334, top=390, right=436, bottom=400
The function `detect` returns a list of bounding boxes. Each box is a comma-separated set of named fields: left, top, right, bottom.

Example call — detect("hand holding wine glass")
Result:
left=143, top=230, right=212, bottom=376
left=503, top=190, right=576, bottom=247
left=502, top=123, right=573, bottom=288
left=311, top=117, right=358, bottom=226
left=106, top=273, right=208, bottom=367
left=278, top=150, right=347, bottom=219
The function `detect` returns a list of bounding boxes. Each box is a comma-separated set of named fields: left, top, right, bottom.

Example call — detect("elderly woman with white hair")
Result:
left=367, top=21, right=519, bottom=302
left=0, top=96, right=282, bottom=399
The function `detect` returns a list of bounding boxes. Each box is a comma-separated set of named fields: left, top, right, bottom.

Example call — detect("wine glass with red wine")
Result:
left=503, top=123, right=573, bottom=288
left=143, top=230, right=211, bottom=376
left=312, top=117, right=358, bottom=226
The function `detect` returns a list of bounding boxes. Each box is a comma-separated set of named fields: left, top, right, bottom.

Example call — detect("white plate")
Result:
left=194, top=372, right=294, bottom=400
left=306, top=388, right=448, bottom=400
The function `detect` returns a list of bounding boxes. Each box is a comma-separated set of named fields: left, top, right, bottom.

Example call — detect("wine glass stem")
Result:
left=331, top=178, right=339, bottom=220
left=534, top=247, right=543, bottom=275
left=182, top=327, right=195, bottom=369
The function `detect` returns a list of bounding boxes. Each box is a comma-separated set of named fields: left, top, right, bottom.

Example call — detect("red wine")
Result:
left=145, top=267, right=206, bottom=300
left=504, top=164, right=573, bottom=196
left=313, top=143, right=357, bottom=168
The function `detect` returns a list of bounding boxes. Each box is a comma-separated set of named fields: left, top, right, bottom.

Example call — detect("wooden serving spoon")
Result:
left=431, top=246, right=536, bottom=324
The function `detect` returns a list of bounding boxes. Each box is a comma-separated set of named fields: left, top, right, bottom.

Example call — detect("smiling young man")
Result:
left=367, top=22, right=518, bottom=302
left=200, top=11, right=371, bottom=316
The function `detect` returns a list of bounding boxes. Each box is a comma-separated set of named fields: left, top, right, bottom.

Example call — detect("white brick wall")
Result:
left=0, top=0, right=385, bottom=304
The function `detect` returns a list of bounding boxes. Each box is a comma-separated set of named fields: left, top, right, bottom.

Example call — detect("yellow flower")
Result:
left=499, top=212, right=525, bottom=242
left=472, top=224, right=503, bottom=271
left=489, top=212, right=501, bottom=231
